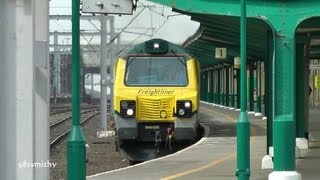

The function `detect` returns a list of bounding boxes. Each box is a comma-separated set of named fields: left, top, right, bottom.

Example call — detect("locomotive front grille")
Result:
left=137, top=96, right=174, bottom=120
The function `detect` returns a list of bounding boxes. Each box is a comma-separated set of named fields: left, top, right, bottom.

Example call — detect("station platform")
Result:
left=87, top=103, right=320, bottom=180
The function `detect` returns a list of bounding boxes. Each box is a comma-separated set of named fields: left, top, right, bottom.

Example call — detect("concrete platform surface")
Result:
left=87, top=104, right=320, bottom=180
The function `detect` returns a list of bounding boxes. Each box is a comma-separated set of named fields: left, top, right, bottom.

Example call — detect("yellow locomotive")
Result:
left=113, top=39, right=200, bottom=162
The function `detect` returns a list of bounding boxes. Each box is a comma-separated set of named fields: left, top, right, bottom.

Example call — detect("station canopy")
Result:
left=147, top=0, right=320, bottom=69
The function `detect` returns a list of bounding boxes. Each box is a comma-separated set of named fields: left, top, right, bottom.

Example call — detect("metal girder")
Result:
left=148, top=0, right=320, bottom=18
left=187, top=42, right=237, bottom=61
left=50, top=15, right=114, bottom=21
left=49, top=31, right=101, bottom=36
left=201, top=31, right=265, bottom=53
left=195, top=35, right=265, bottom=60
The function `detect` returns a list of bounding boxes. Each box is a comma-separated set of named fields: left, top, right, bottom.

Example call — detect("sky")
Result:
left=49, top=0, right=200, bottom=46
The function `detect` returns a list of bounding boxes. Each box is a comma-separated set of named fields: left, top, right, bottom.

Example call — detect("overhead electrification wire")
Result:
left=106, top=6, right=146, bottom=46
left=137, top=1, right=166, bottom=18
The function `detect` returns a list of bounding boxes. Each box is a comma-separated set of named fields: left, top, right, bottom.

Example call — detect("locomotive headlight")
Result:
left=127, top=109, right=134, bottom=116
left=184, top=101, right=191, bottom=108
left=120, top=100, right=135, bottom=118
left=121, top=101, right=128, bottom=108
left=153, top=43, right=160, bottom=48
left=178, top=109, right=185, bottom=116
left=176, top=100, right=192, bottom=118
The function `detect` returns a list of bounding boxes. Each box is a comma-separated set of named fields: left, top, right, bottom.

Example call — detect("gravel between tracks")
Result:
left=50, top=114, right=129, bottom=180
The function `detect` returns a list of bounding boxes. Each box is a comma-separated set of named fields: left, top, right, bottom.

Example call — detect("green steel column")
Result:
left=205, top=71, right=209, bottom=102
left=266, top=30, right=273, bottom=154
left=200, top=73, right=203, bottom=100
left=222, top=68, right=225, bottom=106
left=231, top=68, right=236, bottom=108
left=231, top=68, right=235, bottom=108
left=236, top=69, right=240, bottom=109
left=202, top=72, right=205, bottom=101
left=273, top=33, right=296, bottom=171
left=296, top=43, right=305, bottom=138
left=67, top=0, right=86, bottom=179
left=206, top=71, right=210, bottom=102
left=256, top=61, right=262, bottom=113
left=226, top=67, right=230, bottom=107
left=236, top=0, right=250, bottom=179
left=218, top=68, right=221, bottom=105
left=211, top=69, right=215, bottom=103
left=201, top=72, right=205, bottom=101
left=214, top=69, right=218, bottom=104
left=249, top=64, right=254, bottom=112
left=212, top=70, right=216, bottom=103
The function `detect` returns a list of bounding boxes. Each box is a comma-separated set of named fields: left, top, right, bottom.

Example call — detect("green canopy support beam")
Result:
left=218, top=68, right=221, bottom=105
left=255, top=61, right=262, bottom=116
left=269, top=15, right=301, bottom=179
left=296, top=43, right=305, bottom=139
left=236, top=69, right=240, bottom=109
left=200, top=72, right=204, bottom=101
left=272, top=31, right=296, bottom=174
left=249, top=64, right=254, bottom=113
left=205, top=71, right=209, bottom=102
left=222, top=68, right=225, bottom=106
left=231, top=67, right=236, bottom=109
left=266, top=30, right=273, bottom=155
left=295, top=43, right=309, bottom=150
left=226, top=67, right=230, bottom=107
left=211, top=69, right=215, bottom=103
left=208, top=70, right=212, bottom=103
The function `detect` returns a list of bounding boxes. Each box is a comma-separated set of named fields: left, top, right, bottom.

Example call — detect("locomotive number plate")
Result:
left=144, top=125, right=160, bottom=130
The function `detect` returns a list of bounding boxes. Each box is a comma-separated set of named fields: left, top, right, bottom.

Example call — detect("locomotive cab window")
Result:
left=125, top=57, right=188, bottom=86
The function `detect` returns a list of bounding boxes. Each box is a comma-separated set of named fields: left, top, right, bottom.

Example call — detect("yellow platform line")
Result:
left=161, top=106, right=257, bottom=180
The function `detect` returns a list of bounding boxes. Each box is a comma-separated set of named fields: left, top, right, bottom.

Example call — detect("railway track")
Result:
left=50, top=109, right=100, bottom=149
left=50, top=104, right=99, bottom=115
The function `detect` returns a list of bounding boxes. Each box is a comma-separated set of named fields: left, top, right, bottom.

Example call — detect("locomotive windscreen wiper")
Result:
left=170, top=50, right=187, bottom=68
left=126, top=49, right=143, bottom=68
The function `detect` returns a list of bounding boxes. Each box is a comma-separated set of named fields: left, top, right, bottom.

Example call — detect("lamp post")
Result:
left=67, top=0, right=86, bottom=179
left=236, top=0, right=250, bottom=179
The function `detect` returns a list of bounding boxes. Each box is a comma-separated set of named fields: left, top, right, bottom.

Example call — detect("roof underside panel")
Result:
left=148, top=0, right=320, bottom=69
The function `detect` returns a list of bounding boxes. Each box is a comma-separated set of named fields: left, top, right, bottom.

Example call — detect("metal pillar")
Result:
left=231, top=67, right=235, bottom=108
left=226, top=67, right=230, bottom=107
left=100, top=15, right=108, bottom=136
left=304, top=43, right=310, bottom=140
left=67, top=0, right=86, bottom=179
left=236, top=69, right=241, bottom=109
left=266, top=30, right=274, bottom=154
left=296, top=43, right=305, bottom=138
left=53, top=32, right=59, bottom=104
left=205, top=71, right=209, bottom=101
left=217, top=69, right=221, bottom=105
left=270, top=27, right=300, bottom=179
left=214, top=70, right=217, bottom=103
left=236, top=0, right=250, bottom=179
left=109, top=16, right=115, bottom=117
left=201, top=72, right=205, bottom=101
left=256, top=61, right=262, bottom=115
left=211, top=69, right=215, bottom=103
left=207, top=71, right=211, bottom=102
left=249, top=64, right=254, bottom=112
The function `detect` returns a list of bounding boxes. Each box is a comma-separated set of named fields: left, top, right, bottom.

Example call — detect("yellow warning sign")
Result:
left=315, top=75, right=320, bottom=89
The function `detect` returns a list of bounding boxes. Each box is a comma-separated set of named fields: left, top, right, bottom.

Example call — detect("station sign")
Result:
left=82, top=0, right=133, bottom=15
left=215, top=48, right=227, bottom=59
